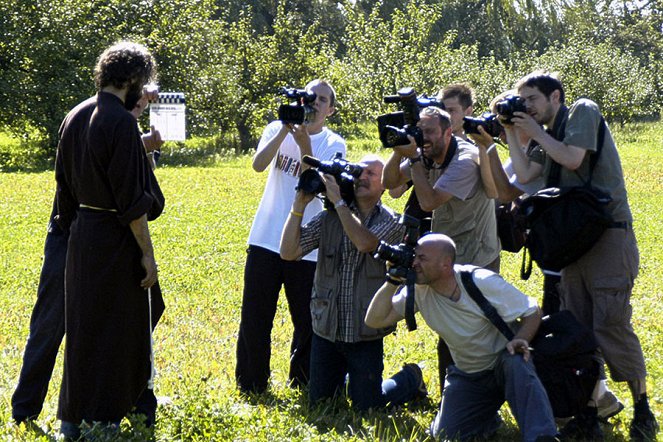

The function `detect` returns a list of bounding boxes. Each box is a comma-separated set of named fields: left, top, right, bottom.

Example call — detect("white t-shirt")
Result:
left=503, top=159, right=546, bottom=196
left=393, top=265, right=538, bottom=373
left=247, top=120, right=346, bottom=261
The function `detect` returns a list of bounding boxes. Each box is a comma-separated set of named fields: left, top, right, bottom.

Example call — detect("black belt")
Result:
left=608, top=221, right=631, bottom=229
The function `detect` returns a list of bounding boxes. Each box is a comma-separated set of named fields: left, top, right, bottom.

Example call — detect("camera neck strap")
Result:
left=423, top=136, right=458, bottom=171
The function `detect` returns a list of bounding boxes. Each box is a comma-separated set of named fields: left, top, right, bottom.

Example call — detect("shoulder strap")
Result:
left=459, top=270, right=515, bottom=340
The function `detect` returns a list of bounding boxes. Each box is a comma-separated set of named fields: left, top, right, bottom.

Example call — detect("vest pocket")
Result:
left=310, top=286, right=336, bottom=339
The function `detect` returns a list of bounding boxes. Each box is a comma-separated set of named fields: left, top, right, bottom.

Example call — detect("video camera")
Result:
left=376, top=87, right=445, bottom=148
left=277, top=87, right=317, bottom=125
left=296, top=153, right=364, bottom=208
left=463, top=112, right=503, bottom=138
left=374, top=214, right=421, bottom=279
left=495, top=94, right=527, bottom=124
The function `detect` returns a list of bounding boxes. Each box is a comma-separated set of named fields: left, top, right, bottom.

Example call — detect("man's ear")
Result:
left=550, top=89, right=561, bottom=105
left=464, top=105, right=473, bottom=117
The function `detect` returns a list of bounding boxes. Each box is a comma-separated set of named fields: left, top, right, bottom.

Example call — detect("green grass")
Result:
left=0, top=122, right=661, bottom=441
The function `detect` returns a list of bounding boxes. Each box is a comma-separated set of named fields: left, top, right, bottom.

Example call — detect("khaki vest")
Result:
left=310, top=206, right=397, bottom=343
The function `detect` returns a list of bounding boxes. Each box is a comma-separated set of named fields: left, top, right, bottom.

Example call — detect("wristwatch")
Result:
left=334, top=199, right=347, bottom=209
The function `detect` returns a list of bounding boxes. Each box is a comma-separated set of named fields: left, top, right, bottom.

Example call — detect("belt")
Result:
left=608, top=221, right=631, bottom=229
left=79, top=203, right=117, bottom=213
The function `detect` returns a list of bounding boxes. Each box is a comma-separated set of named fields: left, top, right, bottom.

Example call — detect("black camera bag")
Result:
left=495, top=199, right=527, bottom=253
left=519, top=112, right=613, bottom=275
left=460, top=270, right=599, bottom=418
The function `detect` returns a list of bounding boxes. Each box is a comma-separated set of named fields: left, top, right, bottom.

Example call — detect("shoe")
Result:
left=596, top=390, right=624, bottom=422
left=630, top=401, right=659, bottom=441
left=559, top=407, right=604, bottom=441
left=403, top=363, right=428, bottom=399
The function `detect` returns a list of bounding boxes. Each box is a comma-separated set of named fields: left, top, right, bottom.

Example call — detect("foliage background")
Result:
left=1, top=0, right=662, bottom=168
left=0, top=122, right=661, bottom=440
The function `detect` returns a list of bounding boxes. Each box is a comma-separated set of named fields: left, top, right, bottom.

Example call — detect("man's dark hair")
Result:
left=439, top=83, right=474, bottom=110
left=515, top=70, right=565, bottom=104
left=94, top=41, right=157, bottom=90
left=421, top=107, right=451, bottom=132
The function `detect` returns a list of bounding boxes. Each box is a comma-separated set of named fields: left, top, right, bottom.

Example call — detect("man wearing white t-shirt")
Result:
left=366, top=234, right=558, bottom=441
left=236, top=79, right=346, bottom=394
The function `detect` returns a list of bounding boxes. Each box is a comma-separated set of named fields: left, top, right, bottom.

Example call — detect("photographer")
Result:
left=505, top=70, right=657, bottom=441
left=382, top=106, right=500, bottom=395
left=280, top=156, right=426, bottom=411
left=438, top=83, right=475, bottom=142
left=236, top=79, right=346, bottom=395
left=366, top=234, right=558, bottom=441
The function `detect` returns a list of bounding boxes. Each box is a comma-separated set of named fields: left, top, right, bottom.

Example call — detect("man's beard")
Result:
left=124, top=82, right=144, bottom=111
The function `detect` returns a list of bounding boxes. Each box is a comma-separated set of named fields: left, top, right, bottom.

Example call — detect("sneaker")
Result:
left=559, top=407, right=604, bottom=441
left=630, top=407, right=659, bottom=441
left=403, top=363, right=428, bottom=399
left=596, top=390, right=624, bottom=422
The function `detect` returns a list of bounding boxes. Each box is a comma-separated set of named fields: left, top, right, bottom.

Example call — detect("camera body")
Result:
left=463, top=112, right=503, bottom=137
left=495, top=94, right=527, bottom=124
left=377, top=87, right=444, bottom=148
left=277, top=87, right=317, bottom=125
left=296, top=153, right=364, bottom=207
left=374, top=214, right=421, bottom=279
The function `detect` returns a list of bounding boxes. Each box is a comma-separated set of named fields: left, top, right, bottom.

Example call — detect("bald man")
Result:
left=366, top=234, right=557, bottom=442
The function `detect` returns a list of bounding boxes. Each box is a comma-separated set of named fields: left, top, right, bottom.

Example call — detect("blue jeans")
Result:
left=431, top=351, right=557, bottom=442
left=12, top=223, right=67, bottom=422
left=236, top=246, right=315, bottom=393
left=309, top=334, right=420, bottom=411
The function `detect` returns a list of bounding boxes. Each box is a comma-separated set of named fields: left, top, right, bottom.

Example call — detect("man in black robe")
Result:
left=54, top=41, right=165, bottom=439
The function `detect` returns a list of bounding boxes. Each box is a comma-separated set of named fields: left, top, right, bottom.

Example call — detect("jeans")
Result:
left=236, top=246, right=315, bottom=393
left=12, top=225, right=67, bottom=422
left=309, top=334, right=421, bottom=411
left=431, top=351, right=557, bottom=442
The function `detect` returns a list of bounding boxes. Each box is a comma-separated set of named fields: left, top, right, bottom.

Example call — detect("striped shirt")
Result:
left=300, top=201, right=403, bottom=342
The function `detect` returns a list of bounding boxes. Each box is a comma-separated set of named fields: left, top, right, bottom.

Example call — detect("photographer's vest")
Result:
left=430, top=140, right=500, bottom=267
left=311, top=206, right=397, bottom=343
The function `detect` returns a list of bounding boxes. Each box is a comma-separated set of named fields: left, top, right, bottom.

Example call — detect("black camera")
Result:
left=377, top=87, right=444, bottom=148
left=495, top=94, right=527, bottom=124
left=374, top=214, right=421, bottom=279
left=296, top=153, right=364, bottom=208
left=463, top=112, right=503, bottom=138
left=277, top=87, right=317, bottom=125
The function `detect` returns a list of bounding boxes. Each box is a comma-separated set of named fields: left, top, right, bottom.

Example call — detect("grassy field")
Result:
left=0, top=122, right=661, bottom=441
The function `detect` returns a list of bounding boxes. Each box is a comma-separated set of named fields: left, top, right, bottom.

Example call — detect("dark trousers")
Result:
left=12, top=227, right=67, bottom=422
left=236, top=245, right=315, bottom=393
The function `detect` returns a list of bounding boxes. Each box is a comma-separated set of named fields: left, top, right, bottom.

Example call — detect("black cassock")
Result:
left=55, top=92, right=165, bottom=423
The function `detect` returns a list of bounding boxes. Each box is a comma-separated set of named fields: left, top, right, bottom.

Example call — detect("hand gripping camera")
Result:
left=376, top=87, right=445, bottom=148
left=374, top=214, right=421, bottom=331
left=463, top=112, right=503, bottom=138
left=495, top=94, right=527, bottom=125
left=278, top=87, right=317, bottom=125
left=296, top=153, right=364, bottom=208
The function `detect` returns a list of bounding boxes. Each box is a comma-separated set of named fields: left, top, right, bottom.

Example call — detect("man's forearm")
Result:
left=365, top=282, right=402, bottom=329
left=253, top=126, right=288, bottom=172
left=280, top=200, right=306, bottom=260
left=514, top=308, right=542, bottom=343
left=129, top=214, right=154, bottom=259
left=382, top=152, right=408, bottom=189
left=334, top=204, right=379, bottom=253
left=410, top=162, right=451, bottom=211
left=532, top=131, right=586, bottom=171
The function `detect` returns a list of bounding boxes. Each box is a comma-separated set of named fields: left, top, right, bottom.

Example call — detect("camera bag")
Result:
left=519, top=114, right=613, bottom=275
left=459, top=270, right=599, bottom=418
left=495, top=198, right=527, bottom=253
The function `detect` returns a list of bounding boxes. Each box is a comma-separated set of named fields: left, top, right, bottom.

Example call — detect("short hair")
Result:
left=94, top=41, right=157, bottom=91
left=306, top=79, right=336, bottom=107
left=420, top=106, right=451, bottom=132
left=439, top=83, right=475, bottom=110
left=515, top=70, right=565, bottom=104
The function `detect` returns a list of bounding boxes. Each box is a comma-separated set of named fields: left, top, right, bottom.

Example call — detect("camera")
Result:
left=463, top=112, right=503, bottom=138
left=296, top=153, right=364, bottom=207
left=495, top=94, right=527, bottom=124
left=374, top=214, right=421, bottom=279
left=277, top=87, right=317, bottom=125
left=377, top=87, right=445, bottom=148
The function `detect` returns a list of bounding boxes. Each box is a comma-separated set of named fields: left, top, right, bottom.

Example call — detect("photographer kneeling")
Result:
left=365, top=234, right=558, bottom=441
left=280, top=155, right=426, bottom=411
